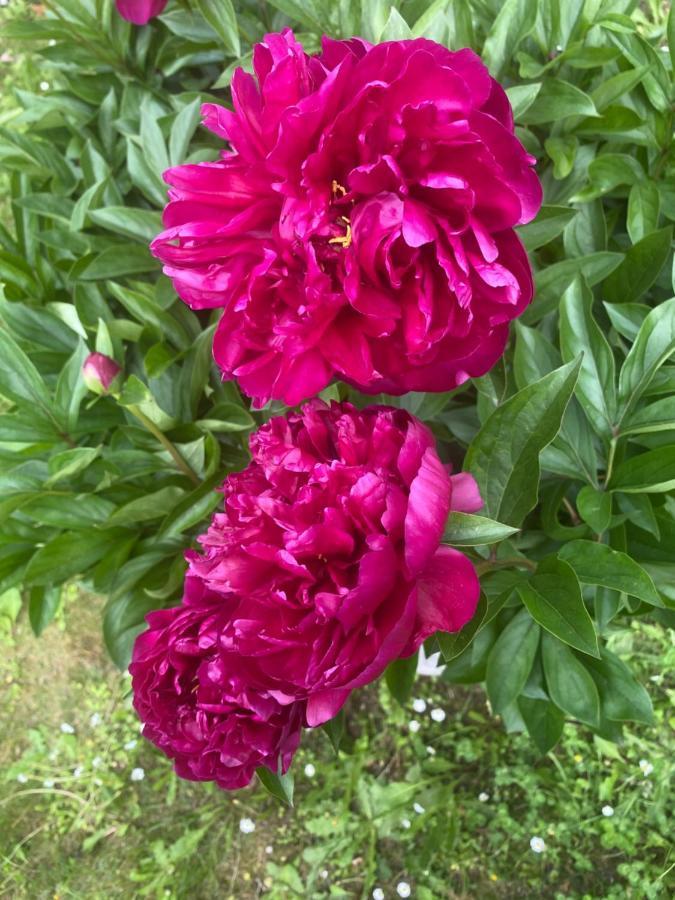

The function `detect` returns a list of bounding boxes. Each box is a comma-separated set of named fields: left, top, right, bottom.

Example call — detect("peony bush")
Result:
left=1, top=0, right=674, bottom=800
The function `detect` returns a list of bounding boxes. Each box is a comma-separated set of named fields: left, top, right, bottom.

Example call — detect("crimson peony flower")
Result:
left=152, top=30, right=541, bottom=406
left=115, top=0, right=167, bottom=24
left=130, top=580, right=304, bottom=790
left=185, top=400, right=481, bottom=727
left=82, top=352, right=122, bottom=394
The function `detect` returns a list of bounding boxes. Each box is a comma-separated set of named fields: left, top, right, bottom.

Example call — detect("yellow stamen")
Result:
left=331, top=179, right=347, bottom=198
left=329, top=221, right=352, bottom=249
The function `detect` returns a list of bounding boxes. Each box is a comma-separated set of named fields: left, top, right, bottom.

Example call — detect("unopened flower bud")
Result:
left=82, top=352, right=122, bottom=395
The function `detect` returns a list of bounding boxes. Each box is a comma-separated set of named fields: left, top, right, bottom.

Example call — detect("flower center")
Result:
left=328, top=180, right=351, bottom=249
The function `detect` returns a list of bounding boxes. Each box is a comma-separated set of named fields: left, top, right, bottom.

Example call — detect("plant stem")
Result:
left=475, top=557, right=537, bottom=576
left=604, top=437, right=618, bottom=488
left=127, top=405, right=200, bottom=485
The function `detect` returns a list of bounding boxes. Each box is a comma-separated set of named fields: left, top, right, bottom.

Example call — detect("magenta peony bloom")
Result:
left=152, top=30, right=542, bottom=406
left=115, top=0, right=167, bottom=24
left=185, top=400, right=481, bottom=726
left=82, top=352, right=122, bottom=394
left=130, top=581, right=305, bottom=790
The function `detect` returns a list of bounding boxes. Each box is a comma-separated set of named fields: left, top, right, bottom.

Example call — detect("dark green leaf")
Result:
left=486, top=608, right=539, bottom=713
left=384, top=654, right=418, bottom=705
left=525, top=253, right=622, bottom=322
left=518, top=557, right=599, bottom=657
left=25, top=529, right=126, bottom=585
left=617, top=298, right=675, bottom=424
left=257, top=768, right=294, bottom=807
left=603, top=227, right=673, bottom=305
left=437, top=592, right=488, bottom=662
left=28, top=585, right=61, bottom=636
left=518, top=696, right=565, bottom=755
left=576, top=485, right=612, bottom=534
left=583, top=649, right=653, bottom=724
left=559, top=540, right=661, bottom=607
left=610, top=447, right=675, bottom=494
left=627, top=180, right=661, bottom=244
left=541, top=633, right=600, bottom=727
left=518, top=205, right=577, bottom=252
left=322, top=709, right=345, bottom=755
left=464, top=359, right=581, bottom=526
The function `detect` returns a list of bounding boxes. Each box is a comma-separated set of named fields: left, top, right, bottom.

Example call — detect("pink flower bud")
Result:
left=115, top=0, right=168, bottom=24
left=82, top=352, right=122, bottom=395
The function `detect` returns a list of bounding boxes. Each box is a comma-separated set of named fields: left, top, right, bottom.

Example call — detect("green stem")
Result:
left=127, top=405, right=200, bottom=485
left=475, top=557, right=537, bottom=577
left=604, top=437, right=618, bottom=488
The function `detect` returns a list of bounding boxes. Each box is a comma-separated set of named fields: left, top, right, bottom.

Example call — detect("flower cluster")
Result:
left=131, top=28, right=540, bottom=791
left=152, top=30, right=541, bottom=406
left=131, top=401, right=481, bottom=786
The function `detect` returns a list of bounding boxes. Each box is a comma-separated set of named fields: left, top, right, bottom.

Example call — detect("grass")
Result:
left=0, top=587, right=672, bottom=899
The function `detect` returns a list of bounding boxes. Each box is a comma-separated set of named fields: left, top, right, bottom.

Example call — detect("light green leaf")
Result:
left=89, top=207, right=161, bottom=243
left=442, top=512, right=518, bottom=546
left=525, top=252, right=622, bottom=322
left=518, top=205, right=577, bottom=251
left=192, top=0, right=239, bottom=56
left=520, top=80, right=598, bottom=124
left=482, top=0, right=537, bottom=77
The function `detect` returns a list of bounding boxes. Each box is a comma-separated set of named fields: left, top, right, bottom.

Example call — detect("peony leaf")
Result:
left=257, top=768, right=294, bottom=807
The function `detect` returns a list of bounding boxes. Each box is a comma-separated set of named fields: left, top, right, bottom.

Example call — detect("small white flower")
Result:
left=416, top=646, right=445, bottom=677
left=320, top=870, right=328, bottom=880
left=430, top=708, right=446, bottom=723
left=60, top=722, right=75, bottom=734
left=48, top=750, right=58, bottom=762
left=48, top=39, right=56, bottom=47
left=43, top=779, right=55, bottom=788
left=412, top=698, right=427, bottom=714
left=373, top=889, right=385, bottom=900
left=401, top=817, right=411, bottom=829
left=602, top=805, right=614, bottom=817
left=16, top=774, right=28, bottom=784
left=396, top=882, right=411, bottom=898
left=265, top=845, right=273, bottom=855
left=92, top=756, right=102, bottom=769
left=0, top=1, right=10, bottom=8
left=426, top=745, right=436, bottom=756
left=130, top=767, right=145, bottom=782
left=124, top=739, right=137, bottom=751
left=639, top=759, right=653, bottom=777
left=478, top=792, right=490, bottom=803
left=89, top=713, right=102, bottom=728
left=304, top=763, right=316, bottom=778
left=73, top=766, right=84, bottom=777
left=239, top=817, right=255, bottom=834
left=413, top=802, right=425, bottom=814
left=39, top=81, right=50, bottom=91
left=408, top=720, right=420, bottom=733
left=530, top=836, right=546, bottom=854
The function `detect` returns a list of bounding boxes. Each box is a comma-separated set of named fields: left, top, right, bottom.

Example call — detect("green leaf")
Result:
left=379, top=7, right=412, bottom=40
left=576, top=485, right=612, bottom=534
left=604, top=302, right=649, bottom=342
left=669, top=0, right=675, bottom=72
left=583, top=649, right=653, bottom=725
left=541, top=633, right=600, bottom=727
left=384, top=654, right=418, bottom=705
left=518, top=557, right=599, bottom=657
left=464, top=358, right=581, bottom=526
left=486, top=609, right=539, bottom=713
left=482, top=0, right=537, bottom=77
left=89, top=207, right=162, bottom=243
left=77, top=244, right=159, bottom=280
left=103, top=588, right=161, bottom=669
left=559, top=540, right=661, bottom=607
left=21, top=494, right=115, bottom=529
left=590, top=65, right=649, bottom=112
left=544, top=136, right=578, bottom=180
left=603, top=227, right=673, bottom=305
left=505, top=82, right=542, bottom=119
left=525, top=252, right=622, bottom=322
left=559, top=276, right=616, bottom=436
left=518, top=696, right=565, bottom=755
left=28, top=585, right=61, bottom=636
left=610, top=447, right=675, bottom=494
left=257, top=768, right=294, bottom=807
left=0, top=328, right=53, bottom=418
left=617, top=298, right=675, bottom=424
left=47, top=446, right=100, bottom=484
left=107, top=487, right=184, bottom=526
left=518, top=205, right=577, bottom=252
left=437, top=592, right=489, bottom=662
left=627, top=180, right=661, bottom=244
left=192, top=0, right=240, bottom=56
left=322, top=709, right=345, bottom=755
left=442, top=512, right=518, bottom=546
left=25, top=529, right=125, bottom=585
left=623, top=396, right=675, bottom=435
left=169, top=97, right=202, bottom=165
left=520, top=80, right=598, bottom=124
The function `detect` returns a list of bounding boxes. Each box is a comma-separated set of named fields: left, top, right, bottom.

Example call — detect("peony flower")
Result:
left=152, top=30, right=541, bottom=407
left=82, top=352, right=122, bottom=395
left=130, top=593, right=305, bottom=790
left=115, top=0, right=167, bottom=24
left=185, top=399, right=481, bottom=726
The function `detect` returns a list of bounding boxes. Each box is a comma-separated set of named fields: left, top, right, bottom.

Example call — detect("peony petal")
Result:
left=408, top=546, right=480, bottom=649
left=450, top=472, right=483, bottom=513
left=404, top=447, right=452, bottom=577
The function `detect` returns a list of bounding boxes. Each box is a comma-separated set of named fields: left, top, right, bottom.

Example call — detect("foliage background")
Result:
left=0, top=0, right=674, bottom=896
